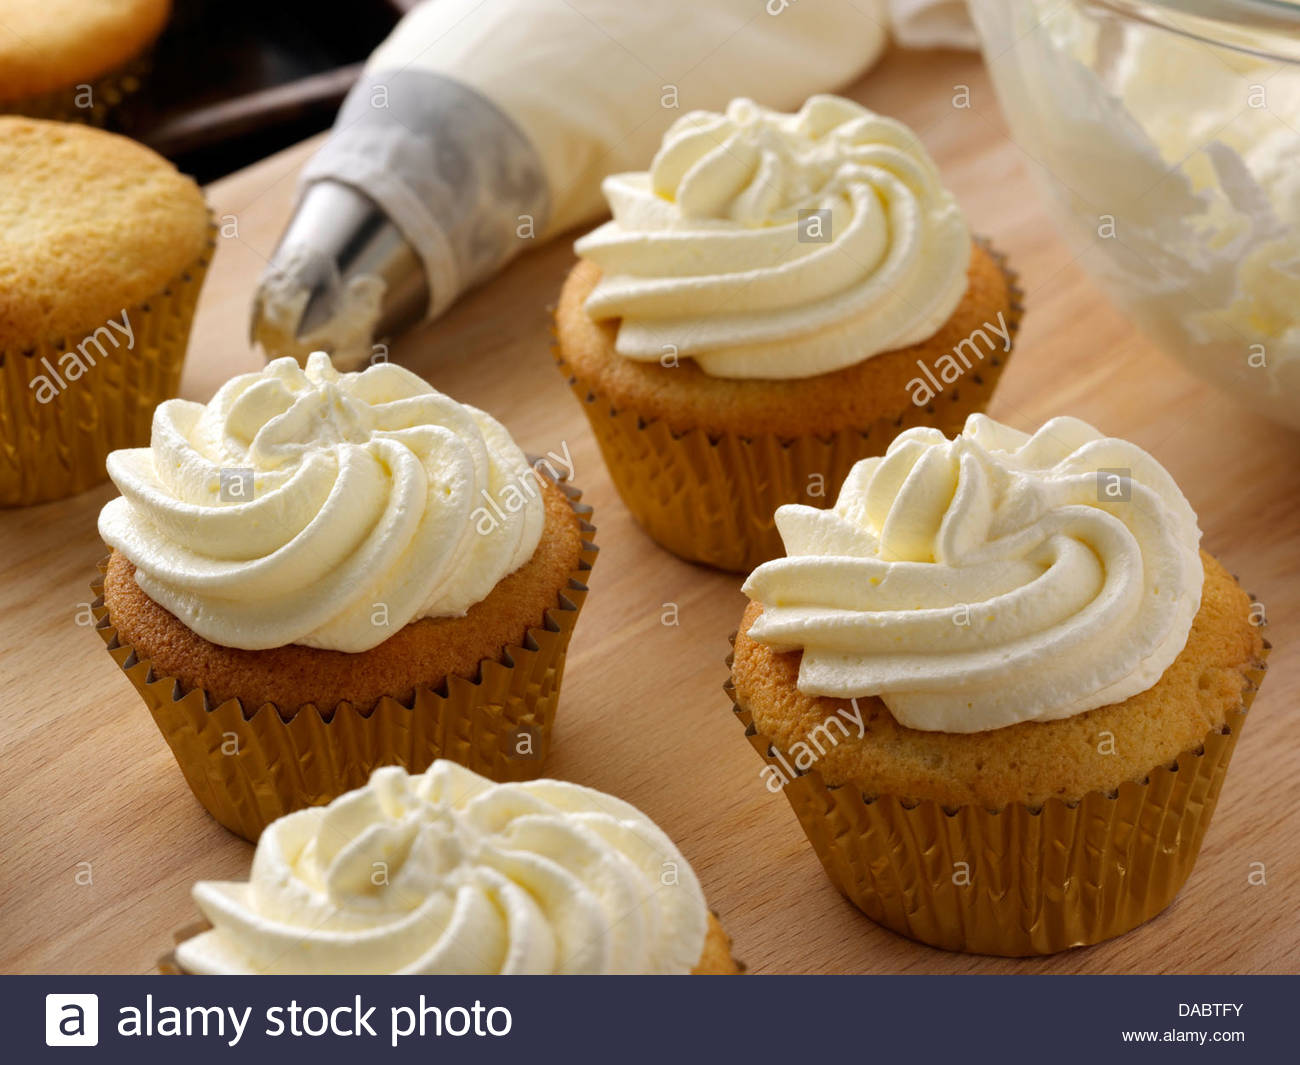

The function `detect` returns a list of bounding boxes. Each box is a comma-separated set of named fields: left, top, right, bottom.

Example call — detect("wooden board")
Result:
left=3, top=47, right=1296, bottom=975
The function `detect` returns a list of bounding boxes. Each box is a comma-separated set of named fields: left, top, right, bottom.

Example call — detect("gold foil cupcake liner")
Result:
left=92, top=481, right=598, bottom=843
left=558, top=241, right=1022, bottom=572
left=0, top=222, right=214, bottom=507
left=725, top=635, right=1269, bottom=957
left=1, top=54, right=151, bottom=126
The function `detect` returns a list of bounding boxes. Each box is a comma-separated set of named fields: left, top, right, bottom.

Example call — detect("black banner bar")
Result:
left=10, top=975, right=1286, bottom=1062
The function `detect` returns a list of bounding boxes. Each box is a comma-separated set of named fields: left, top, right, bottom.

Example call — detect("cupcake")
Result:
left=728, top=414, right=1268, bottom=955
left=163, top=761, right=740, bottom=974
left=0, top=117, right=211, bottom=506
left=0, top=1, right=169, bottom=123
left=556, top=95, right=1020, bottom=572
left=93, top=353, right=598, bottom=842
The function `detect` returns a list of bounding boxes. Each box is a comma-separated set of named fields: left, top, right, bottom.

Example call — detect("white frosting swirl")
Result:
left=574, top=95, right=971, bottom=379
left=99, top=353, right=543, bottom=653
left=743, top=415, right=1202, bottom=732
left=175, top=762, right=708, bottom=975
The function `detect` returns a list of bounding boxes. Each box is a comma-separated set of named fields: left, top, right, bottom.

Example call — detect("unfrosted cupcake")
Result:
left=0, top=117, right=211, bottom=505
left=0, top=1, right=169, bottom=123
left=728, top=414, right=1268, bottom=955
left=556, top=95, right=1020, bottom=571
left=164, top=761, right=740, bottom=974
left=93, top=354, right=597, bottom=841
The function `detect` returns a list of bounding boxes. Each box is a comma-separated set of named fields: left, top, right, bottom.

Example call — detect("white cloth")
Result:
left=891, top=0, right=979, bottom=49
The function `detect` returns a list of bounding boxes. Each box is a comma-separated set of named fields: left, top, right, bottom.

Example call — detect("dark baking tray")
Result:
left=113, top=0, right=414, bottom=182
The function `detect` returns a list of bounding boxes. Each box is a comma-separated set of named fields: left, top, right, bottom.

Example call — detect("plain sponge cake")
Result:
left=0, top=117, right=209, bottom=352
left=0, top=0, right=170, bottom=101
left=0, top=116, right=210, bottom=505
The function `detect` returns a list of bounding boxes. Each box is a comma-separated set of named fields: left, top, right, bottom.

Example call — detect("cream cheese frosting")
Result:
left=743, top=414, right=1202, bottom=733
left=574, top=95, right=971, bottom=380
left=98, top=352, right=543, bottom=653
left=175, top=761, right=709, bottom=975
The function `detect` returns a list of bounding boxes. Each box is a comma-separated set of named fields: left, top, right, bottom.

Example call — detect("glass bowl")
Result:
left=970, top=0, right=1300, bottom=430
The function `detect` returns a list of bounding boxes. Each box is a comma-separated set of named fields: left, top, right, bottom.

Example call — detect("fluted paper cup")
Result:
left=92, top=481, right=598, bottom=843
left=725, top=637, right=1269, bottom=957
left=557, top=242, right=1022, bottom=573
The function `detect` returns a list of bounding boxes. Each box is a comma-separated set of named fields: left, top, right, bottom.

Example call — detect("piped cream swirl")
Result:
left=743, top=415, right=1202, bottom=732
left=175, top=762, right=708, bottom=975
left=98, top=353, right=543, bottom=652
left=574, top=94, right=971, bottom=379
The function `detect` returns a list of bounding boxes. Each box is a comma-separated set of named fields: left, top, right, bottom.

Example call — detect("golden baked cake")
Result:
left=0, top=0, right=170, bottom=122
left=693, top=916, right=743, bottom=975
left=729, top=414, right=1268, bottom=955
left=163, top=762, right=741, bottom=974
left=0, top=116, right=210, bottom=505
left=93, top=354, right=598, bottom=841
left=556, top=95, right=1020, bottom=571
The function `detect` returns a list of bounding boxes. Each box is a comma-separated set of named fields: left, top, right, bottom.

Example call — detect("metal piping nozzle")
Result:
left=249, top=179, right=429, bottom=370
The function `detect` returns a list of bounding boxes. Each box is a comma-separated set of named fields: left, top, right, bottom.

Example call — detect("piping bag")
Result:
left=249, top=0, right=889, bottom=369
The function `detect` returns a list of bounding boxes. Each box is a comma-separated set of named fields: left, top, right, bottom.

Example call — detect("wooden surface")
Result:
left=2, top=48, right=1296, bottom=975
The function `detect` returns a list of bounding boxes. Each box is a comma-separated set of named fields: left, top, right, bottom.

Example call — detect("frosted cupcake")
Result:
left=728, top=414, right=1268, bottom=955
left=164, top=761, right=740, bottom=974
left=93, top=354, right=597, bottom=841
left=556, top=95, right=1020, bottom=571
left=0, top=1, right=170, bottom=123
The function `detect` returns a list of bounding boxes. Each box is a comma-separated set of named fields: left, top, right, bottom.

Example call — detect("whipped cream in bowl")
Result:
left=971, top=0, right=1300, bottom=429
left=98, top=352, right=543, bottom=653
left=743, top=414, right=1203, bottom=733
left=575, top=95, right=971, bottom=380
left=174, top=761, right=709, bottom=975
